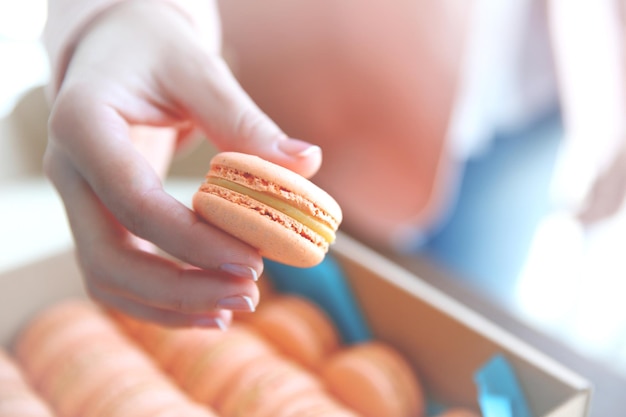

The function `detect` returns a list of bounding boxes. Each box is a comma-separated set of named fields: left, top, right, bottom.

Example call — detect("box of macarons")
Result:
left=0, top=152, right=591, bottom=417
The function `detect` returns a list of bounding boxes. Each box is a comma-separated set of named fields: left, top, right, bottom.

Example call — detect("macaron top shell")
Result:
left=208, top=152, right=342, bottom=229
left=193, top=152, right=342, bottom=267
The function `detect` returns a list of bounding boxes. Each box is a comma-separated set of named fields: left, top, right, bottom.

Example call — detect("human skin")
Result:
left=44, top=0, right=471, bottom=326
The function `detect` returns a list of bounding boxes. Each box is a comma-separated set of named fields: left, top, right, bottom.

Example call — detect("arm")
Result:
left=42, top=0, right=322, bottom=327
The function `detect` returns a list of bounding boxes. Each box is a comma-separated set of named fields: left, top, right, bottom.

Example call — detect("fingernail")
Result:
left=277, top=139, right=321, bottom=157
left=220, top=264, right=259, bottom=281
left=216, top=295, right=256, bottom=312
left=193, top=316, right=228, bottom=331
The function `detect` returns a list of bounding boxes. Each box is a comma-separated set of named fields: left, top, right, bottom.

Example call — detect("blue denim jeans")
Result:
left=264, top=108, right=564, bottom=342
left=420, top=109, right=563, bottom=302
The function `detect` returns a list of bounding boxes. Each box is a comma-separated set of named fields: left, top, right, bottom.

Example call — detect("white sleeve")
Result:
left=42, top=0, right=217, bottom=99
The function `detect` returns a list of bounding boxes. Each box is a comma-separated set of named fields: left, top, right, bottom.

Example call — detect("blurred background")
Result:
left=0, top=1, right=48, bottom=118
left=2, top=0, right=626, bottom=403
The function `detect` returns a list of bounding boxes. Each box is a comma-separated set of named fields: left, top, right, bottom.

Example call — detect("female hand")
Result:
left=43, top=0, right=322, bottom=328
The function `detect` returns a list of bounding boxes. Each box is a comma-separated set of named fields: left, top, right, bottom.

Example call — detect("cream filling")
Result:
left=207, top=177, right=336, bottom=244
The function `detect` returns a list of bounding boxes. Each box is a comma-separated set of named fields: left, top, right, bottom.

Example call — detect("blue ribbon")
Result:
left=474, top=354, right=534, bottom=417
left=264, top=257, right=534, bottom=417
left=263, top=255, right=371, bottom=344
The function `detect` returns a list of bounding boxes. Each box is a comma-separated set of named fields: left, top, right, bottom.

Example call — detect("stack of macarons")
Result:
left=113, top=292, right=428, bottom=417
left=0, top=348, right=54, bottom=417
left=114, top=306, right=359, bottom=417
left=7, top=296, right=481, bottom=417
left=239, top=294, right=430, bottom=417
left=11, top=298, right=220, bottom=417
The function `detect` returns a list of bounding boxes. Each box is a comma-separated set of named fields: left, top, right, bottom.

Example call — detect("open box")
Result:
left=0, top=232, right=591, bottom=417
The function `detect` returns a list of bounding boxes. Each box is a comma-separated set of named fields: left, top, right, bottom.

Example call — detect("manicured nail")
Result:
left=193, top=316, right=228, bottom=331
left=216, top=295, right=256, bottom=312
left=277, top=139, right=321, bottom=157
left=220, top=264, right=258, bottom=281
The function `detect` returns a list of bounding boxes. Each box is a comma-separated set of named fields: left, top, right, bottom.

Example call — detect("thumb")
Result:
left=172, top=55, right=322, bottom=178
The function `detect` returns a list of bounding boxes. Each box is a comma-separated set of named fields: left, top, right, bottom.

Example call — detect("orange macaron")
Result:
left=83, top=375, right=189, bottom=417
left=193, top=152, right=342, bottom=267
left=110, top=313, right=227, bottom=371
left=173, top=325, right=276, bottom=405
left=216, top=354, right=324, bottom=417
left=13, top=299, right=123, bottom=384
left=38, top=333, right=158, bottom=417
left=435, top=409, right=482, bottom=417
left=246, top=294, right=340, bottom=370
left=113, top=316, right=278, bottom=407
left=14, top=298, right=222, bottom=417
left=270, top=391, right=361, bottom=417
left=320, top=341, right=425, bottom=417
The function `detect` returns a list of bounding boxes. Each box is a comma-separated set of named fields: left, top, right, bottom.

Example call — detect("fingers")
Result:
left=48, top=89, right=264, bottom=277
left=81, top=248, right=259, bottom=320
left=165, top=53, right=322, bottom=178
left=94, top=290, right=234, bottom=329
left=44, top=144, right=259, bottom=327
left=43, top=1, right=310, bottom=329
